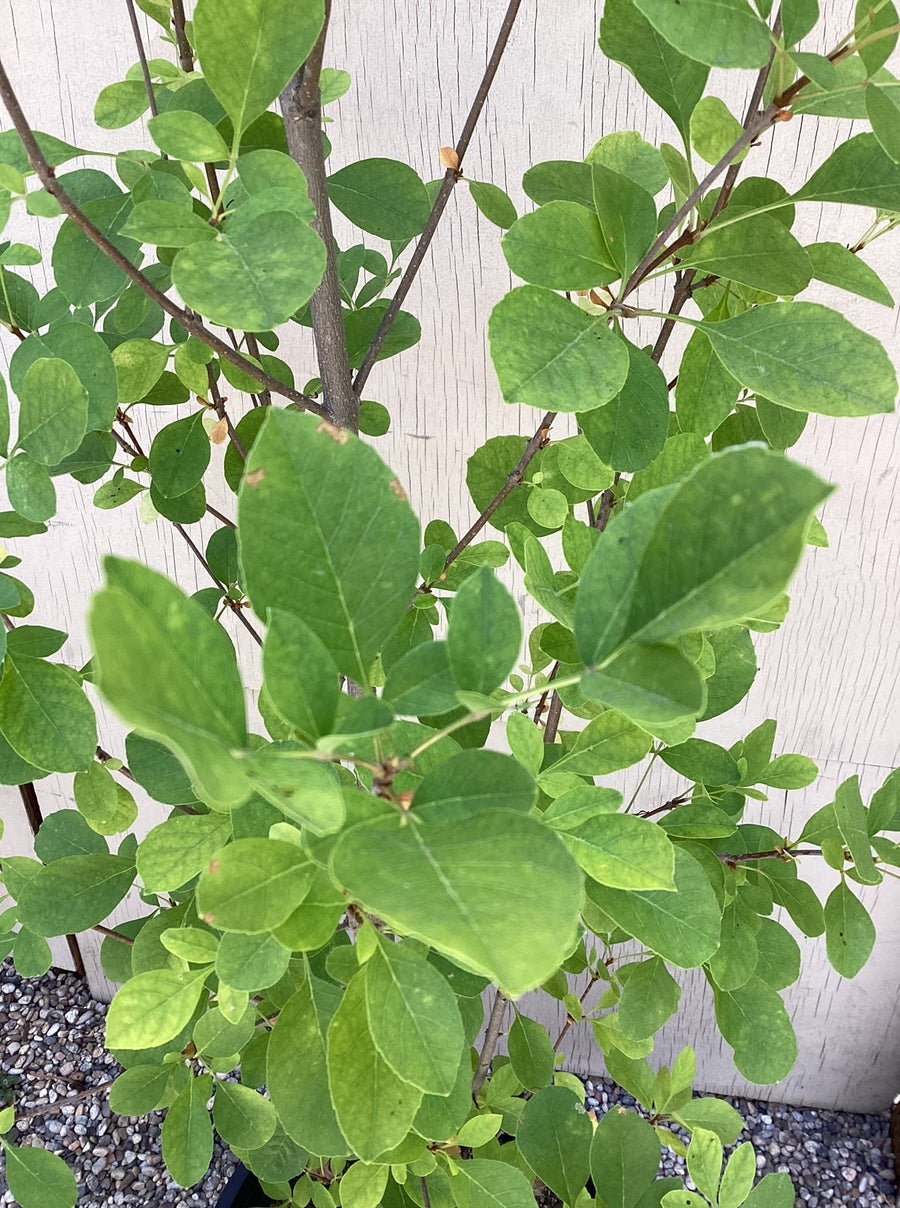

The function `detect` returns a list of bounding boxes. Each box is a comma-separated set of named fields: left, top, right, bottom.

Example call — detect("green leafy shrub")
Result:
left=0, top=1, right=899, bottom=1206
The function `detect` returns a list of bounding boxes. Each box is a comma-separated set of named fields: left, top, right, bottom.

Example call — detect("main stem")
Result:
left=471, top=989, right=508, bottom=1096
left=280, top=2, right=357, bottom=432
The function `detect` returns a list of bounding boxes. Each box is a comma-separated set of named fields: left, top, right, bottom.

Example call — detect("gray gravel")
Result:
left=0, top=960, right=896, bottom=1207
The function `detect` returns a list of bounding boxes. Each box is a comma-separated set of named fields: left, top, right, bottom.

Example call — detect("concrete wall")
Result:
left=0, top=0, right=897, bottom=1111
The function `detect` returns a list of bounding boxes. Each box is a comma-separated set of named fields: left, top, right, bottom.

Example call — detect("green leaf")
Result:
left=108, top=1065, right=173, bottom=1115
left=196, top=838, right=314, bottom=933
left=660, top=739, right=741, bottom=785
left=516, top=1085, right=592, bottom=1205
left=330, top=811, right=582, bottom=997
left=94, top=471, right=145, bottom=511
left=469, top=180, right=517, bottom=229
left=690, top=97, right=747, bottom=166
left=456, top=1114, right=503, bottom=1147
left=215, top=931, right=290, bottom=991
left=659, top=805, right=737, bottom=840
left=149, top=412, right=211, bottom=499
left=833, top=775, right=881, bottom=885
left=870, top=767, right=900, bottom=833
left=682, top=216, right=811, bottom=295
left=585, top=846, right=721, bottom=969
left=173, top=212, right=325, bottom=330
left=672, top=1098, right=743, bottom=1145
left=106, top=967, right=208, bottom=1050
left=757, top=753, right=817, bottom=790
left=805, top=242, right=893, bottom=307
left=383, top=640, right=459, bottom=717
left=446, top=566, right=520, bottom=695
left=137, top=813, right=231, bottom=892
left=340, top=1162, right=389, bottom=1208
left=0, top=652, right=96, bottom=773
left=869, top=83, right=900, bottom=164
left=506, top=710, right=544, bottom=777
left=3, top=1145, right=77, bottom=1208
left=262, top=608, right=340, bottom=740
left=699, top=627, right=757, bottom=721
left=502, top=201, right=617, bottom=289
left=599, top=0, right=709, bottom=138
left=632, top=0, right=771, bottom=68
left=16, top=854, right=134, bottom=936
left=706, top=899, right=759, bottom=991
left=590, top=1108, right=660, bottom=1208
left=685, top=1129, right=722, bottom=1205
left=742, top=1172, right=795, bottom=1208
left=508, top=1012, right=556, bottom=1088
left=95, top=80, right=152, bottom=129
left=449, top=1160, right=536, bottom=1208
left=586, top=131, right=669, bottom=195
left=74, top=762, right=137, bottom=835
left=592, top=166, right=657, bottom=279
left=712, top=975, right=797, bottom=1083
left=267, top=978, right=350, bottom=1155
left=213, top=1079, right=277, bottom=1149
left=718, top=1142, right=756, bottom=1208
left=238, top=410, right=420, bottom=686
left=702, top=302, right=896, bottom=416
left=553, top=813, right=675, bottom=892
left=52, top=194, right=139, bottom=307
left=13, top=927, right=53, bottom=977
left=162, top=1074, right=214, bottom=1188
left=575, top=447, right=831, bottom=669
left=824, top=880, right=875, bottom=977
left=856, top=0, right=899, bottom=73
left=11, top=321, right=118, bottom=435
left=522, top=160, right=595, bottom=209
left=579, top=340, right=669, bottom=472
left=112, top=338, right=170, bottom=405
left=364, top=941, right=465, bottom=1094
left=753, top=918, right=800, bottom=991
left=148, top=111, right=230, bottom=161
left=122, top=199, right=217, bottom=247
left=618, top=957, right=682, bottom=1039
left=161, top=927, right=219, bottom=965
left=548, top=712, right=653, bottom=777
left=580, top=644, right=706, bottom=727
left=412, top=750, right=537, bottom=823
left=543, top=785, right=622, bottom=830
left=794, top=132, right=900, bottom=209
left=328, top=158, right=432, bottom=240
left=327, top=971, right=422, bottom=1162
left=6, top=454, right=56, bottom=523
left=17, top=358, right=88, bottom=466
left=194, top=0, right=325, bottom=135
left=34, top=811, right=108, bottom=862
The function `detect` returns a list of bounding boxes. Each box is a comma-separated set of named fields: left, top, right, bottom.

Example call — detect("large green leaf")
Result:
left=237, top=409, right=420, bottom=685
left=793, top=133, right=900, bottom=210
left=89, top=558, right=249, bottom=809
left=216, top=930, right=290, bottom=990
left=16, top=358, right=88, bottom=466
left=193, top=0, right=325, bottom=135
left=548, top=712, right=653, bottom=777
left=552, top=813, right=675, bottom=891
left=449, top=1161, right=536, bottom=1208
left=136, top=813, right=232, bottom=893
left=579, top=340, right=669, bottom=472
left=599, top=0, right=708, bottom=138
left=105, top=968, right=208, bottom=1049
left=675, top=327, right=739, bottom=438
left=148, top=412, right=211, bottom=499
left=0, top=652, right=96, bottom=773
left=364, top=941, right=464, bottom=1094
left=575, top=447, right=830, bottom=669
left=632, top=0, right=771, bottom=68
left=712, top=975, right=797, bottom=1083
left=489, top=286, right=630, bottom=412
left=147, top=111, right=230, bottom=162
left=580, top=643, right=706, bottom=726
left=328, top=159, right=432, bottom=241
left=618, top=957, right=682, bottom=1040
left=213, top=1080, right=277, bottom=1150
left=412, top=749, right=537, bottom=822
left=586, top=847, right=721, bottom=968
left=701, top=303, right=896, bottom=416
left=593, top=166, right=657, bottom=279
left=162, top=1074, right=214, bottom=1189
left=330, top=811, right=583, bottom=997
left=681, top=216, right=812, bottom=295
left=262, top=608, right=340, bottom=741
left=243, top=745, right=346, bottom=834
left=806, top=242, right=894, bottom=308
left=517, top=1086, right=592, bottom=1205
left=33, top=811, right=108, bottom=863
left=10, top=324, right=117, bottom=433
left=446, top=566, right=521, bottom=695
left=590, top=1108, right=660, bottom=1208
left=502, top=201, right=618, bottom=289
left=3, top=1145, right=77, bottom=1208
left=327, top=971, right=423, bottom=1161
left=824, top=881, right=875, bottom=978
left=173, top=212, right=325, bottom=330
left=833, top=775, right=881, bottom=885
left=15, top=854, right=134, bottom=936
left=52, top=194, right=139, bottom=308
left=268, top=977, right=350, bottom=1155
left=6, top=454, right=55, bottom=522
left=196, top=838, right=314, bottom=932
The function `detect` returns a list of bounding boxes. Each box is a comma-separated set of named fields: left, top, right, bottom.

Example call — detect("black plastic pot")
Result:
left=216, top=1165, right=277, bottom=1208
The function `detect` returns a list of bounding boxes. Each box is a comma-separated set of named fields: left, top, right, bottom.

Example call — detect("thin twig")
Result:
left=280, top=1, right=356, bottom=430
left=471, top=989, right=508, bottom=1096
left=419, top=1177, right=433, bottom=1208
left=10, top=1080, right=116, bottom=1123
left=206, top=365, right=247, bottom=462
left=352, top=0, right=524, bottom=396
left=636, top=794, right=690, bottom=820
left=544, top=692, right=563, bottom=744
left=719, top=847, right=821, bottom=864
left=171, top=0, right=194, bottom=72
left=0, top=58, right=326, bottom=417
left=124, top=0, right=159, bottom=117
left=533, top=661, right=560, bottom=726
left=444, top=412, right=556, bottom=569
left=92, top=924, right=135, bottom=946
left=243, top=332, right=272, bottom=406
left=553, top=973, right=600, bottom=1052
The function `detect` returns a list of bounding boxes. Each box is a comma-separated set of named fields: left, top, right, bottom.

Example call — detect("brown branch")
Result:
left=0, top=58, right=327, bottom=418
left=352, top=0, right=524, bottom=397
left=205, top=503, right=237, bottom=531
left=206, top=365, right=247, bottom=462
left=280, top=2, right=357, bottom=431
left=171, top=0, right=194, bottom=72
left=243, top=332, right=272, bottom=406
left=10, top=1079, right=116, bottom=1123
left=95, top=747, right=136, bottom=782
left=636, top=794, right=690, bottom=820
left=444, top=412, right=556, bottom=569
left=419, top=1178, right=433, bottom=1208
left=124, top=0, right=158, bottom=118
left=719, top=847, right=821, bottom=864
left=543, top=692, right=563, bottom=744
left=92, top=923, right=134, bottom=946
left=472, top=989, right=508, bottom=1096
left=553, top=972, right=600, bottom=1053
left=533, top=661, right=560, bottom=726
